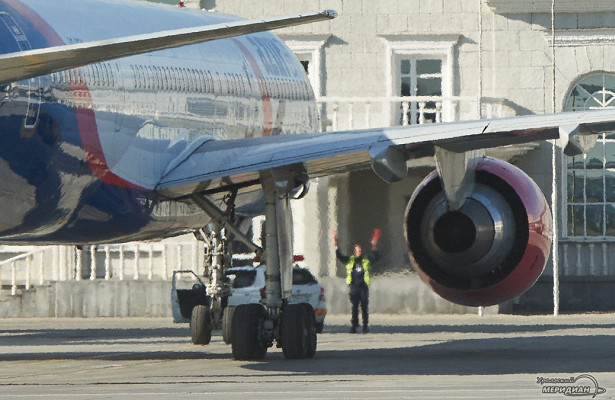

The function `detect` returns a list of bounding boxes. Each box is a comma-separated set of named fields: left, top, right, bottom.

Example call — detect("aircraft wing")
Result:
left=156, top=108, right=615, bottom=198
left=0, top=9, right=336, bottom=86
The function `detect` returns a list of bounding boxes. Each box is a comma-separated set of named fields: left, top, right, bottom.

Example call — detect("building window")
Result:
left=399, top=57, right=443, bottom=124
left=381, top=35, right=460, bottom=125
left=564, top=73, right=615, bottom=237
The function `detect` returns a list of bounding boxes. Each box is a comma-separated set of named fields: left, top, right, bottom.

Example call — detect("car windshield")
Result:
left=226, top=270, right=257, bottom=288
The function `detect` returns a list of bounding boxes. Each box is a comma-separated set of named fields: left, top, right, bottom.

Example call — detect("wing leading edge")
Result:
left=156, top=109, right=615, bottom=198
left=0, top=9, right=337, bottom=85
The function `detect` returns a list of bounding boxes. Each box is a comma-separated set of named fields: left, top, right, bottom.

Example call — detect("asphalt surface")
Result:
left=1, top=314, right=615, bottom=399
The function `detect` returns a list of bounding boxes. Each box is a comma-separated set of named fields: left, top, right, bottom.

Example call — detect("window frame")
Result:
left=381, top=35, right=459, bottom=125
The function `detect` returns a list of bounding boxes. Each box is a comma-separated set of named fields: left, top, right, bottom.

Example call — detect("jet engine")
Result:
left=405, top=157, right=552, bottom=307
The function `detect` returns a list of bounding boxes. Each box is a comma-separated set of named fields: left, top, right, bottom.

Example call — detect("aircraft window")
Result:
left=135, top=66, right=142, bottom=89
left=207, top=71, right=214, bottom=93
left=101, top=64, right=108, bottom=87
left=190, top=69, right=197, bottom=92
left=111, top=63, right=118, bottom=87
left=214, top=72, right=221, bottom=94
left=142, top=66, right=148, bottom=90
left=99, top=64, right=106, bottom=87
left=238, top=75, right=245, bottom=96
left=82, top=66, right=90, bottom=86
left=151, top=67, right=159, bottom=90
left=224, top=73, right=230, bottom=94
left=103, top=63, right=111, bottom=87
left=185, top=68, right=192, bottom=92
left=144, top=66, right=150, bottom=90
left=186, top=69, right=193, bottom=92
left=194, top=70, right=202, bottom=92
left=155, top=67, right=163, bottom=91
left=155, top=67, right=161, bottom=91
left=174, top=68, right=181, bottom=91
left=164, top=67, right=172, bottom=91
left=131, top=65, right=137, bottom=89
left=181, top=68, right=187, bottom=92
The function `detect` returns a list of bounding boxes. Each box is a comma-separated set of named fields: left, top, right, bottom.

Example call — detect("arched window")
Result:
left=564, top=73, right=615, bottom=237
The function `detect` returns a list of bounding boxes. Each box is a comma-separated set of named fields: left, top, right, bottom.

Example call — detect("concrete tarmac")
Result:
left=1, top=314, right=615, bottom=399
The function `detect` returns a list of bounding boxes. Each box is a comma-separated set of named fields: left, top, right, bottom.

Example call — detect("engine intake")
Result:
left=405, top=157, right=552, bottom=307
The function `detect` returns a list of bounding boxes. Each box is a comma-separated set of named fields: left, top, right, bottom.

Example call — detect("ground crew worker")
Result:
left=334, top=229, right=381, bottom=333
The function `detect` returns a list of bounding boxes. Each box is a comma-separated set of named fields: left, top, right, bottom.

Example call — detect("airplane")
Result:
left=2, top=0, right=615, bottom=360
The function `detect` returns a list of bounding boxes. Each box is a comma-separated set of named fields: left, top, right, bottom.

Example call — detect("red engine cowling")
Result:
left=404, top=157, right=552, bottom=307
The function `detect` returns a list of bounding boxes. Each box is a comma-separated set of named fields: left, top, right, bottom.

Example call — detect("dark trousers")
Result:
left=350, top=284, right=369, bottom=327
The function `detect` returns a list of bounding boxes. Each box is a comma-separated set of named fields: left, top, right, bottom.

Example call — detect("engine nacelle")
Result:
left=405, top=157, right=552, bottom=307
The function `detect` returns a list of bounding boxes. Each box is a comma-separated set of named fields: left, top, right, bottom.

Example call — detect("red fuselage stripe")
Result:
left=3, top=0, right=142, bottom=189
left=232, top=38, right=273, bottom=137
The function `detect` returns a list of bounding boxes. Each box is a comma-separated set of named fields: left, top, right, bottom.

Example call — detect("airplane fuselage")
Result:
left=0, top=0, right=317, bottom=244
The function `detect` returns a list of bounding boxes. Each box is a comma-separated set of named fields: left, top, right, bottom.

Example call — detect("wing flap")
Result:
left=0, top=10, right=336, bottom=85
left=156, top=109, right=615, bottom=198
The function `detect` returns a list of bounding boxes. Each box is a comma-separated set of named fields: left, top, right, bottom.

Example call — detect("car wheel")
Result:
left=315, top=321, right=324, bottom=334
left=222, top=306, right=235, bottom=345
left=191, top=305, right=212, bottom=345
left=280, top=303, right=317, bottom=359
left=231, top=304, right=267, bottom=360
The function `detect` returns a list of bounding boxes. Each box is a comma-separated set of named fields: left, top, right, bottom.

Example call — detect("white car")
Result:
left=224, top=264, right=327, bottom=333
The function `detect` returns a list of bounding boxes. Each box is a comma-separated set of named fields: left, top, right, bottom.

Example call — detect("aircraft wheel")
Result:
left=280, top=303, right=317, bottom=359
left=231, top=304, right=267, bottom=360
left=222, top=306, right=235, bottom=345
left=191, top=305, right=212, bottom=345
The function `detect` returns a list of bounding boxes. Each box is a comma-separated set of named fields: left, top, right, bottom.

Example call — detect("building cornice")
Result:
left=379, top=35, right=461, bottom=49
left=487, top=0, right=615, bottom=14
left=545, top=29, right=615, bottom=46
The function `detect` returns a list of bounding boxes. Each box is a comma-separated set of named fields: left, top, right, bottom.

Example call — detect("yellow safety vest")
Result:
left=346, top=256, right=371, bottom=285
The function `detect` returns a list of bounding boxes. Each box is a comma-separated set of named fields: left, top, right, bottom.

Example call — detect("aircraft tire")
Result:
left=280, top=303, right=317, bottom=359
left=191, top=305, right=212, bottom=345
left=222, top=306, right=235, bottom=345
left=231, top=304, right=267, bottom=360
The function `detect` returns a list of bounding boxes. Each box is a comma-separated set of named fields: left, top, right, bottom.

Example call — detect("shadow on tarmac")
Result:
left=1, top=321, right=615, bottom=375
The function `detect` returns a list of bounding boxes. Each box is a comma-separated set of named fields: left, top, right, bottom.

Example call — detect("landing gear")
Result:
left=228, top=167, right=316, bottom=360
left=191, top=166, right=316, bottom=359
left=189, top=190, right=261, bottom=349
